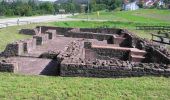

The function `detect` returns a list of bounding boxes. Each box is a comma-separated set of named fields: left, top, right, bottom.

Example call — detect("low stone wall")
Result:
left=84, top=42, right=129, bottom=61
left=60, top=61, right=170, bottom=78
left=2, top=41, right=24, bottom=57
left=38, top=26, right=122, bottom=35
left=145, top=47, right=170, bottom=64
left=65, top=31, right=114, bottom=42
left=0, top=61, right=18, bottom=72
left=1, top=33, right=51, bottom=57
left=80, top=28, right=121, bottom=34
left=19, top=28, right=39, bottom=35
left=36, top=26, right=73, bottom=34
left=2, top=38, right=37, bottom=57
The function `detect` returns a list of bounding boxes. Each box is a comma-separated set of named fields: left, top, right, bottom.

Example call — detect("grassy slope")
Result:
left=72, top=9, right=170, bottom=24
left=0, top=73, right=170, bottom=100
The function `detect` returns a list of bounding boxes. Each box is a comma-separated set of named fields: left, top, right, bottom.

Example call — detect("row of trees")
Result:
left=0, top=0, right=169, bottom=16
left=0, top=0, right=124, bottom=16
left=0, top=0, right=56, bottom=16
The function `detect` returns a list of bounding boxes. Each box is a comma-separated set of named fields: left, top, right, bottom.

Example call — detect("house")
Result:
left=122, top=0, right=165, bottom=10
left=123, top=0, right=139, bottom=11
left=144, top=0, right=165, bottom=7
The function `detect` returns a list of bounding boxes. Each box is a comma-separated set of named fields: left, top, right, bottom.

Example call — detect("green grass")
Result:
left=0, top=73, right=170, bottom=100
left=72, top=9, right=170, bottom=24
left=69, top=9, right=170, bottom=40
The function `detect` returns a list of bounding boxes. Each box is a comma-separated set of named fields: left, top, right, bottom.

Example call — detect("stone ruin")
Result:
left=0, top=26, right=170, bottom=78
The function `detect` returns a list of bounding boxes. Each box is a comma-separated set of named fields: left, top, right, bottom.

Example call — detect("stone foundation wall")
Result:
left=19, top=28, right=39, bottom=35
left=0, top=61, right=18, bottom=72
left=36, top=26, right=73, bottom=34
left=1, top=33, right=52, bottom=57
left=65, top=31, right=114, bottom=42
left=145, top=47, right=170, bottom=64
left=2, top=41, right=24, bottom=57
left=60, top=61, right=170, bottom=78
left=84, top=42, right=129, bottom=61
left=80, top=28, right=121, bottom=34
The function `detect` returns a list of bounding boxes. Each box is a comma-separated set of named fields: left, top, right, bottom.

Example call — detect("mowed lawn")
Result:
left=0, top=73, right=170, bottom=100
left=72, top=9, right=170, bottom=24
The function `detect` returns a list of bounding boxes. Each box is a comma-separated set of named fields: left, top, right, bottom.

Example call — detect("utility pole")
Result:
left=87, top=0, right=90, bottom=21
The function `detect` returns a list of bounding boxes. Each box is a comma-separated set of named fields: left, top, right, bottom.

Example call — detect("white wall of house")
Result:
left=123, top=2, right=139, bottom=11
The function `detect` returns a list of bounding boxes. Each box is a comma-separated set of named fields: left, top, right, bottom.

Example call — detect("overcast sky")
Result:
left=40, top=0, right=57, bottom=2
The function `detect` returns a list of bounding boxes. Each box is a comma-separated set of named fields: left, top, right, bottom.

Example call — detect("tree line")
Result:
left=0, top=0, right=124, bottom=16
left=0, top=0, right=169, bottom=17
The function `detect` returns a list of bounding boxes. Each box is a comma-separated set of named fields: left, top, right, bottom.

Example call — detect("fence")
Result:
left=136, top=26, right=170, bottom=31
left=151, top=33, right=170, bottom=45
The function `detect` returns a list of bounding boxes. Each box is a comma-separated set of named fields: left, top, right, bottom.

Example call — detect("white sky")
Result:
left=40, top=0, right=56, bottom=1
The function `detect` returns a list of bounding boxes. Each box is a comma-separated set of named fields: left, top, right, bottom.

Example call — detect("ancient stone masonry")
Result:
left=2, top=41, right=24, bottom=57
left=0, top=26, right=170, bottom=77
left=60, top=61, right=170, bottom=78
left=19, top=28, right=39, bottom=35
left=0, top=60, right=18, bottom=72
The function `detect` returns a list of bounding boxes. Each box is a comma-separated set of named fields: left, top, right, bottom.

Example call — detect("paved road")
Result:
left=0, top=14, right=76, bottom=28
left=0, top=14, right=109, bottom=28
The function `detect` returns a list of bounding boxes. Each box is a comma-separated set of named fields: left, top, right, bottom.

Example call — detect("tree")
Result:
left=39, top=2, right=55, bottom=14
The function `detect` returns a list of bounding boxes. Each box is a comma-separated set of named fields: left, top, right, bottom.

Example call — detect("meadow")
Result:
left=0, top=73, right=170, bottom=100
left=0, top=9, right=170, bottom=100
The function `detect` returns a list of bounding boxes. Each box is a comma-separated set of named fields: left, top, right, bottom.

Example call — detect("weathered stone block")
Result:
left=0, top=61, right=18, bottom=72
left=2, top=41, right=24, bottom=57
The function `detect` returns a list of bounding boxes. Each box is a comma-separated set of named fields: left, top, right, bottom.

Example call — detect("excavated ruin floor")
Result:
left=8, top=36, right=114, bottom=75
left=6, top=35, right=149, bottom=75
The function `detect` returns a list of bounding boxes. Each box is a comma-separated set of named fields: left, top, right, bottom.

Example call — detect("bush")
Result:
left=92, top=4, right=107, bottom=12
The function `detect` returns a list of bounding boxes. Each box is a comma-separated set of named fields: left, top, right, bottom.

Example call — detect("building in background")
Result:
left=123, top=0, right=139, bottom=11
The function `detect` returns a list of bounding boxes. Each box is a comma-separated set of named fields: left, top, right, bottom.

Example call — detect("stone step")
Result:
left=130, top=49, right=147, bottom=56
left=129, top=55, right=145, bottom=62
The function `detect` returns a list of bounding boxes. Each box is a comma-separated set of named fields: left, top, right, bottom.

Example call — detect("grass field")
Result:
left=0, top=9, right=170, bottom=100
left=0, top=73, right=170, bottom=100
left=72, top=9, right=170, bottom=24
